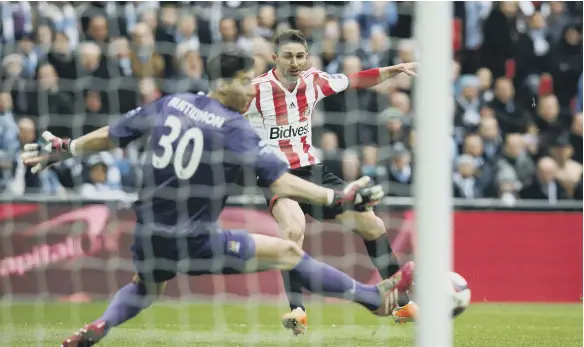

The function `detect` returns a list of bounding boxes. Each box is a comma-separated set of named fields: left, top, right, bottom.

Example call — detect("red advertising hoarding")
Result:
left=0, top=203, right=581, bottom=302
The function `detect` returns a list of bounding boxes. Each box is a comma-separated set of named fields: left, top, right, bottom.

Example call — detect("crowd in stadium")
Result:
left=0, top=1, right=582, bottom=203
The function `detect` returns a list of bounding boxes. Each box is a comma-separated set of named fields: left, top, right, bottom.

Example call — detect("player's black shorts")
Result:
left=258, top=164, right=348, bottom=221
left=131, top=226, right=256, bottom=283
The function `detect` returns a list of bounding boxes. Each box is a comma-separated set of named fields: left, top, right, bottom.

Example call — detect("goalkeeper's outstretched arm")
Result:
left=270, top=173, right=382, bottom=210
left=68, top=126, right=117, bottom=155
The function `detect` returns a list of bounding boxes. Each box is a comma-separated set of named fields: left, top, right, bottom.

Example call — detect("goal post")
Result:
left=413, top=2, right=454, bottom=347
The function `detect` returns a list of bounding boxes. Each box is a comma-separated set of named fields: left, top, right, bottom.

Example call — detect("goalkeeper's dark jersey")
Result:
left=108, top=93, right=288, bottom=235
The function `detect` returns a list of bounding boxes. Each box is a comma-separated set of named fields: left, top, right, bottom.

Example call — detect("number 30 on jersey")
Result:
left=152, top=115, right=204, bottom=179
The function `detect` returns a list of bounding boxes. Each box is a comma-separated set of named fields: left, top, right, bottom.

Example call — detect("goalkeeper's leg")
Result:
left=61, top=230, right=414, bottom=346
left=248, top=233, right=415, bottom=319
left=61, top=274, right=167, bottom=347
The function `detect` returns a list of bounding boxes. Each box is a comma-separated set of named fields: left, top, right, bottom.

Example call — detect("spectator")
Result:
left=345, top=1, right=399, bottom=39
left=495, top=133, right=536, bottom=191
left=219, top=18, right=238, bottom=44
left=237, top=16, right=259, bottom=50
left=164, top=43, right=208, bottom=95
left=478, top=116, right=502, bottom=162
left=86, top=15, right=109, bottom=49
left=520, top=156, right=569, bottom=201
left=462, top=133, right=494, bottom=193
left=47, top=32, right=78, bottom=80
left=78, top=42, right=108, bottom=80
left=341, top=150, right=360, bottom=182
left=35, top=24, right=54, bottom=56
left=361, top=145, right=388, bottom=186
left=363, top=28, right=391, bottom=70
left=387, top=143, right=413, bottom=197
left=0, top=2, right=33, bottom=49
left=534, top=94, right=565, bottom=154
left=16, top=33, right=41, bottom=79
left=549, top=133, right=583, bottom=198
left=130, top=23, right=165, bottom=78
left=175, top=15, right=200, bottom=47
left=489, top=77, right=529, bottom=134
left=340, top=20, right=364, bottom=57
left=108, top=37, right=133, bottom=77
left=319, top=131, right=343, bottom=179
left=79, top=157, right=127, bottom=200
left=570, top=113, right=583, bottom=164
left=454, top=75, right=482, bottom=133
left=37, top=2, right=78, bottom=49
left=257, top=5, right=277, bottom=40
left=323, top=55, right=369, bottom=147
left=543, top=1, right=571, bottom=44
left=476, top=67, right=494, bottom=103
left=376, top=108, right=409, bottom=150
left=481, top=2, right=519, bottom=79
left=0, top=92, right=19, bottom=192
left=551, top=24, right=583, bottom=109
left=29, top=63, right=73, bottom=136
left=515, top=12, right=552, bottom=91
left=453, top=154, right=483, bottom=199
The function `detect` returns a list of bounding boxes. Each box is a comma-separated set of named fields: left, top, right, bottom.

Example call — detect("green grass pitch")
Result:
left=0, top=301, right=581, bottom=346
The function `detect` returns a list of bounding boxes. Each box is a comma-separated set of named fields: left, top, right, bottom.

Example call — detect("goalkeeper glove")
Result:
left=331, top=176, right=384, bottom=210
left=21, top=131, right=73, bottom=173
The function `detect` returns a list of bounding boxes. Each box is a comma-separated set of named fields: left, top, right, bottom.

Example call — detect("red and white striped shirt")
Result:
left=244, top=67, right=349, bottom=169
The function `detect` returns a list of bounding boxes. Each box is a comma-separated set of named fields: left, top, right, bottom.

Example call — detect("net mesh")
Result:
left=0, top=2, right=582, bottom=346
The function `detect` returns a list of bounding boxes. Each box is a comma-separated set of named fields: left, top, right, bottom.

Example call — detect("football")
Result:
left=450, top=271, right=471, bottom=317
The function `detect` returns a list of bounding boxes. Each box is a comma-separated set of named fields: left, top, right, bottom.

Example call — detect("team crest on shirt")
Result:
left=227, top=241, right=241, bottom=254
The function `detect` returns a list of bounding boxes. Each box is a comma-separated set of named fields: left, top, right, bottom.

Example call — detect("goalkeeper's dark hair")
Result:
left=205, top=46, right=255, bottom=82
left=273, top=29, right=307, bottom=51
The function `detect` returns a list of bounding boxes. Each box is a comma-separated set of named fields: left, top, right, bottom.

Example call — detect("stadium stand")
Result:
left=0, top=1, right=582, bottom=204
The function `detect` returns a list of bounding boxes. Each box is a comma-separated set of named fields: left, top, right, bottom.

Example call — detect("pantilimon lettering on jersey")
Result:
left=244, top=67, right=350, bottom=169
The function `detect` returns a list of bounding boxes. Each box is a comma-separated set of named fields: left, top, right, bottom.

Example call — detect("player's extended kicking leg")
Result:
left=272, top=165, right=416, bottom=333
left=61, top=230, right=414, bottom=346
left=335, top=209, right=418, bottom=323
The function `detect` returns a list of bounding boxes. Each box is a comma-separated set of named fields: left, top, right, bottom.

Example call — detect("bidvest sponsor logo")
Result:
left=268, top=122, right=309, bottom=140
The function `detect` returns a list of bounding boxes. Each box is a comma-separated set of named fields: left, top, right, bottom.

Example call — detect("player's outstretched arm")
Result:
left=345, top=62, right=417, bottom=90
left=23, top=102, right=156, bottom=173
left=270, top=173, right=384, bottom=210
left=21, top=127, right=117, bottom=173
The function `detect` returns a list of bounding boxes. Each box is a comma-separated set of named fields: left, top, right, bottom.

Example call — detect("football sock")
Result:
left=290, top=254, right=381, bottom=311
left=281, top=270, right=306, bottom=312
left=363, top=233, right=401, bottom=279
left=98, top=282, right=154, bottom=332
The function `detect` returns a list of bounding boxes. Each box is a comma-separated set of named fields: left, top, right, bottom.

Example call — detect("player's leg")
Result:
left=314, top=166, right=403, bottom=284
left=247, top=233, right=414, bottom=316
left=335, top=209, right=416, bottom=321
left=191, top=229, right=413, bottom=315
left=335, top=210, right=401, bottom=282
left=61, top=235, right=175, bottom=347
left=270, top=197, right=308, bottom=312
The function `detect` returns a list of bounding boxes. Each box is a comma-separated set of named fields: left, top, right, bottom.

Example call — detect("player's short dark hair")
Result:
left=273, top=29, right=307, bottom=51
left=205, top=46, right=255, bottom=82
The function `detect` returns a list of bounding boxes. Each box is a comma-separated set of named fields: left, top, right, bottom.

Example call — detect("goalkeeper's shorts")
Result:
left=130, top=227, right=256, bottom=283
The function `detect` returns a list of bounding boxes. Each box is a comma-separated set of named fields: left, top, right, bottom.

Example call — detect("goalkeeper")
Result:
left=21, top=48, right=414, bottom=347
